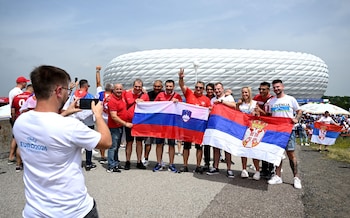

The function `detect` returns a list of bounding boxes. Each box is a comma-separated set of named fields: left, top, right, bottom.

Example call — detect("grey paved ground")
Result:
left=0, top=145, right=304, bottom=218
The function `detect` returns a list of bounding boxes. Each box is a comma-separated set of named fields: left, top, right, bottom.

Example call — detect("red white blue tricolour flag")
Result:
left=203, top=104, right=294, bottom=166
left=311, top=122, right=342, bottom=145
left=132, top=101, right=210, bottom=144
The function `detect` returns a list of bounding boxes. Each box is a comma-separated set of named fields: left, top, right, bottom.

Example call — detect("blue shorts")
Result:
left=286, top=130, right=296, bottom=151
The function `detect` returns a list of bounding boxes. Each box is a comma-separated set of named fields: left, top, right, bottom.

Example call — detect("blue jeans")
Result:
left=108, top=127, right=123, bottom=169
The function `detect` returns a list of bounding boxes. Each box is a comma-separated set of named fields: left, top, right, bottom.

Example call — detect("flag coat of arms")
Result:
left=132, top=101, right=210, bottom=144
left=203, top=104, right=294, bottom=166
left=311, top=122, right=343, bottom=145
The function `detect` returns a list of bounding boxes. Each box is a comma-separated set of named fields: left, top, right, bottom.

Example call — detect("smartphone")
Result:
left=79, top=99, right=99, bottom=109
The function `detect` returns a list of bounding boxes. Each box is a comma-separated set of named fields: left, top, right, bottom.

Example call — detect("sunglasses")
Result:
left=258, top=88, right=267, bottom=91
left=195, top=86, right=204, bottom=89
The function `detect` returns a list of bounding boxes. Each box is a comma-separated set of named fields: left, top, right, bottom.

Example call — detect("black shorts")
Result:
left=155, top=138, right=175, bottom=146
left=183, top=141, right=202, bottom=150
left=125, top=127, right=144, bottom=142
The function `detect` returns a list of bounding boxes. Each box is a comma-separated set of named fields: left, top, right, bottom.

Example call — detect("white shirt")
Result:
left=318, top=116, right=336, bottom=124
left=239, top=100, right=257, bottom=114
left=268, top=94, right=300, bottom=118
left=9, top=87, right=23, bottom=106
left=210, top=94, right=235, bottom=105
left=13, top=111, right=101, bottom=218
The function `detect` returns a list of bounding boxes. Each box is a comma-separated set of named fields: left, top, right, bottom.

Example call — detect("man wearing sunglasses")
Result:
left=178, top=68, right=211, bottom=173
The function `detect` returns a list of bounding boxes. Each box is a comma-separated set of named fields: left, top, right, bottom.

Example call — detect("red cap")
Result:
left=16, top=76, right=30, bottom=83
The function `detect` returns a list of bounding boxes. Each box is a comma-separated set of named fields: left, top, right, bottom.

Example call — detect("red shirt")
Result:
left=124, top=91, right=149, bottom=122
left=12, top=91, right=32, bottom=120
left=107, top=94, right=128, bottom=128
left=154, top=92, right=182, bottom=102
left=184, top=88, right=211, bottom=107
left=253, top=94, right=274, bottom=110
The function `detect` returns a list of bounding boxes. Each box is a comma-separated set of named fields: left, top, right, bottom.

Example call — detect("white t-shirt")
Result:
left=9, top=86, right=23, bottom=106
left=13, top=111, right=101, bottom=218
left=239, top=100, right=257, bottom=114
left=210, top=94, right=235, bottom=105
left=268, top=94, right=300, bottom=118
left=318, top=116, right=336, bottom=124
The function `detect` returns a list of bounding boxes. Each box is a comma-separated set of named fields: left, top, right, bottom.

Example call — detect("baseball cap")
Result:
left=16, top=76, right=30, bottom=83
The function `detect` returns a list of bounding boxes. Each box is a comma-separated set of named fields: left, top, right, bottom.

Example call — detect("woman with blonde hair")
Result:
left=236, top=86, right=261, bottom=180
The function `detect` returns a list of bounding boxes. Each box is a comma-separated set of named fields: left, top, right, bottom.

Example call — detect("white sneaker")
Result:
left=294, top=177, right=302, bottom=189
left=301, top=143, right=304, bottom=146
left=305, top=143, right=310, bottom=146
left=241, top=169, right=249, bottom=178
left=253, top=171, right=260, bottom=180
left=142, top=158, right=149, bottom=166
left=268, top=175, right=283, bottom=185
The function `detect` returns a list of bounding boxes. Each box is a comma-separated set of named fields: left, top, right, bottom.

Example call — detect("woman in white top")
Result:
left=236, top=87, right=261, bottom=180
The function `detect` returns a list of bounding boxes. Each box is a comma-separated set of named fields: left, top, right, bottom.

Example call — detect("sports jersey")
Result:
left=107, top=93, right=128, bottom=128
left=96, top=86, right=110, bottom=123
left=124, top=90, right=149, bottom=122
left=154, top=92, right=182, bottom=102
left=184, top=87, right=211, bottom=107
left=11, top=91, right=32, bottom=120
left=13, top=111, right=101, bottom=217
left=268, top=94, right=300, bottom=118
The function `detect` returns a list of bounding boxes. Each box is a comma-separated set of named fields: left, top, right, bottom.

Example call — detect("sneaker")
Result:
left=241, top=169, right=249, bottom=178
left=137, top=162, right=146, bottom=170
left=203, top=165, right=210, bottom=172
left=124, top=161, right=131, bottom=170
left=180, top=166, right=189, bottom=172
left=206, top=168, right=220, bottom=175
left=15, top=165, right=23, bottom=172
left=227, top=170, right=234, bottom=178
left=193, top=166, right=203, bottom=174
left=86, top=163, right=97, bottom=171
left=142, top=158, right=149, bottom=166
left=8, top=159, right=16, bottom=165
left=300, top=143, right=304, bottom=146
left=268, top=175, right=283, bottom=185
left=99, top=158, right=107, bottom=164
left=106, top=167, right=121, bottom=173
left=294, top=177, right=302, bottom=189
left=253, top=171, right=260, bottom=180
left=161, top=161, right=166, bottom=169
left=168, top=164, right=179, bottom=173
left=305, top=143, right=310, bottom=146
left=153, top=163, right=162, bottom=172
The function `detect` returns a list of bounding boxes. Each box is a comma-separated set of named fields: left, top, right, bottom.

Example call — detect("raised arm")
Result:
left=178, top=68, right=187, bottom=94
left=96, top=65, right=102, bottom=88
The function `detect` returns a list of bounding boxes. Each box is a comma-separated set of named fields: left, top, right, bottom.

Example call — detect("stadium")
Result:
left=103, top=49, right=329, bottom=100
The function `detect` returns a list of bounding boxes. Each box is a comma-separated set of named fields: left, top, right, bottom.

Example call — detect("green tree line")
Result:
left=322, top=96, right=350, bottom=111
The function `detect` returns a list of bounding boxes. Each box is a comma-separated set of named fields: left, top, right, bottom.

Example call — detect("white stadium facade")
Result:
left=103, top=49, right=329, bottom=100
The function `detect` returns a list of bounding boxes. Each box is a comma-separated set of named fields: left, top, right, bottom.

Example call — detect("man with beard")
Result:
left=267, top=79, right=302, bottom=189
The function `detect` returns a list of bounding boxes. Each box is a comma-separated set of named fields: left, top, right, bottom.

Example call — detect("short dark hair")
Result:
left=260, top=81, right=270, bottom=88
left=79, top=79, right=89, bottom=88
left=30, top=65, right=71, bottom=99
left=165, top=80, right=175, bottom=85
left=272, top=79, right=283, bottom=85
left=206, top=83, right=214, bottom=90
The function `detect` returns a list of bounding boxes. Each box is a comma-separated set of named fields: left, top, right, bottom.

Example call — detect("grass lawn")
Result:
left=309, top=136, right=350, bottom=163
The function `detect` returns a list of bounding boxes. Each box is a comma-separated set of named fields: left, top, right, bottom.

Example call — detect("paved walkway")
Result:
left=0, top=145, right=304, bottom=218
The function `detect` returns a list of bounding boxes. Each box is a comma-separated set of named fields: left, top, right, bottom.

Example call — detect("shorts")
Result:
left=144, top=137, right=156, bottom=145
left=155, top=138, right=175, bottom=146
left=183, top=141, right=202, bottom=150
left=286, top=130, right=296, bottom=151
left=125, top=127, right=144, bottom=142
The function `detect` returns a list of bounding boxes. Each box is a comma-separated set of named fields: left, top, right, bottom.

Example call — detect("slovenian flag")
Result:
left=203, top=104, right=294, bottom=166
left=311, top=122, right=342, bottom=145
left=132, top=101, right=210, bottom=144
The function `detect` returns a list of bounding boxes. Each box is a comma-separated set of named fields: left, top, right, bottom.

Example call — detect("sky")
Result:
left=0, top=0, right=349, bottom=97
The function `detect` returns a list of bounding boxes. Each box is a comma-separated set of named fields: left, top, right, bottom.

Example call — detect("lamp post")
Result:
left=193, top=60, right=199, bottom=84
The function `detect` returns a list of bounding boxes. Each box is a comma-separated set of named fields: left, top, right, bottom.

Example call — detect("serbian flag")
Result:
left=132, top=101, right=210, bottom=144
left=203, top=104, right=294, bottom=166
left=311, top=122, right=342, bottom=145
